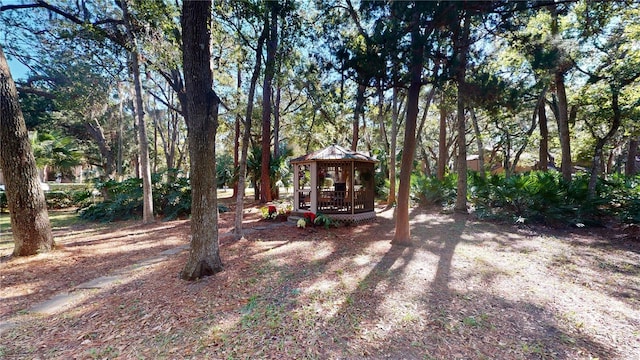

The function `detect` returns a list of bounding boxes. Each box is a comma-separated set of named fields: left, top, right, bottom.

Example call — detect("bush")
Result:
left=152, top=172, right=192, bottom=220
left=314, top=213, right=333, bottom=229
left=411, top=173, right=457, bottom=207
left=374, top=171, right=389, bottom=198
left=79, top=171, right=231, bottom=222
left=606, top=173, right=640, bottom=224
left=468, top=171, right=610, bottom=226
left=45, top=191, right=74, bottom=209
left=79, top=178, right=144, bottom=222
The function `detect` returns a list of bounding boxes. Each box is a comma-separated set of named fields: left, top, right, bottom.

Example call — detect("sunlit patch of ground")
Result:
left=1, top=205, right=639, bottom=359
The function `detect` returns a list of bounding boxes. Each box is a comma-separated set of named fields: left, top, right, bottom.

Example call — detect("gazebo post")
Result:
left=310, top=162, right=318, bottom=213
left=351, top=161, right=355, bottom=215
left=293, top=164, right=300, bottom=212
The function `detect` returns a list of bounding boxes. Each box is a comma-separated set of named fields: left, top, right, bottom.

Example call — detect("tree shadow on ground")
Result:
left=0, top=206, right=633, bottom=359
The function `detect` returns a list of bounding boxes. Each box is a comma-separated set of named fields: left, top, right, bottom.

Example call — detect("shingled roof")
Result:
left=290, top=144, right=378, bottom=164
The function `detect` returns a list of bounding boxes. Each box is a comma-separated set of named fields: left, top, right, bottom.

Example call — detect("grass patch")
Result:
left=0, top=210, right=87, bottom=231
left=0, top=210, right=88, bottom=254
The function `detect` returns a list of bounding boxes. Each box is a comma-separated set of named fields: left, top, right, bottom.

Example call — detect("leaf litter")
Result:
left=0, top=203, right=638, bottom=359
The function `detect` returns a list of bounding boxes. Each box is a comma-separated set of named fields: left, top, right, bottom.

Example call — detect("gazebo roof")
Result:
left=290, top=144, right=378, bottom=164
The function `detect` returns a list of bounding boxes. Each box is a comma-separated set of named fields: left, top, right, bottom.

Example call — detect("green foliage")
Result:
left=247, top=144, right=293, bottom=195
left=411, top=173, right=457, bottom=207
left=152, top=170, right=192, bottom=221
left=79, top=170, right=232, bottom=222
left=604, top=173, right=640, bottom=224
left=216, top=153, right=234, bottom=188
left=374, top=170, right=389, bottom=198
left=44, top=191, right=74, bottom=209
left=314, top=213, right=333, bottom=229
left=79, top=178, right=144, bottom=222
left=468, top=171, right=611, bottom=226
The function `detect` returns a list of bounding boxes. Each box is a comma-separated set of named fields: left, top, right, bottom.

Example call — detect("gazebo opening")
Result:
left=291, top=145, right=378, bottom=223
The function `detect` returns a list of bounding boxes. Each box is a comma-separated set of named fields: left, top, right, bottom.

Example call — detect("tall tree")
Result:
left=0, top=45, right=54, bottom=256
left=393, top=3, right=426, bottom=245
left=260, top=4, right=278, bottom=203
left=437, top=92, right=449, bottom=180
left=627, top=138, right=638, bottom=176
left=121, top=0, right=154, bottom=223
left=234, top=21, right=267, bottom=239
left=180, top=0, right=223, bottom=280
left=549, top=4, right=573, bottom=182
left=387, top=87, right=403, bottom=205
left=453, top=10, right=470, bottom=213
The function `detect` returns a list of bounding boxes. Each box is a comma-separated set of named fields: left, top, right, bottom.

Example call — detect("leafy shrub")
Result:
left=261, top=205, right=278, bottom=220
left=260, top=204, right=291, bottom=221
left=152, top=171, right=192, bottom=220
left=79, top=178, right=144, bottom=222
left=303, top=212, right=316, bottom=225
left=374, top=171, right=389, bottom=198
left=79, top=171, right=231, bottom=222
left=606, top=173, right=640, bottom=224
left=45, top=191, right=74, bottom=209
left=314, top=213, right=333, bottom=229
left=468, top=171, right=610, bottom=226
left=410, top=173, right=457, bottom=206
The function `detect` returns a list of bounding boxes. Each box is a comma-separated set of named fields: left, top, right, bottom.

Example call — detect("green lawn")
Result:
left=0, top=210, right=88, bottom=255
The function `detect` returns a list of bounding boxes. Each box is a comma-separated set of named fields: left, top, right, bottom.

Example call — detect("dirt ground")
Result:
left=1, top=202, right=639, bottom=359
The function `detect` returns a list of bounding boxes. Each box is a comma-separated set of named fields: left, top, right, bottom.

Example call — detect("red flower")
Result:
left=268, top=205, right=277, bottom=215
left=303, top=212, right=316, bottom=223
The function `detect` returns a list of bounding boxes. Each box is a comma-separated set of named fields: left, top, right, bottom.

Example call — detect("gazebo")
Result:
left=290, top=144, right=378, bottom=223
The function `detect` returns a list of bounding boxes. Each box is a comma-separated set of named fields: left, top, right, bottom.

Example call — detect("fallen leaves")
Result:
left=1, top=205, right=639, bottom=359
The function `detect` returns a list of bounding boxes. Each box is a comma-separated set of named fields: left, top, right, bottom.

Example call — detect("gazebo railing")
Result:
left=316, top=188, right=373, bottom=214
left=298, top=189, right=312, bottom=210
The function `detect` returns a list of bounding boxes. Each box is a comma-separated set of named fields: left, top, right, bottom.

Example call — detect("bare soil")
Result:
left=1, top=202, right=639, bottom=359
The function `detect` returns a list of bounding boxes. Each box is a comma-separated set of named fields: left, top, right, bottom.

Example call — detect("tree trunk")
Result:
left=233, top=64, right=241, bottom=198
left=555, top=71, right=572, bottom=182
left=549, top=8, right=572, bottom=182
left=352, top=83, right=366, bottom=151
left=234, top=25, right=267, bottom=239
left=454, top=12, right=470, bottom=214
left=0, top=45, right=54, bottom=256
left=121, top=0, right=153, bottom=223
left=85, top=118, right=116, bottom=181
left=271, top=84, right=281, bottom=200
left=626, top=137, right=638, bottom=176
left=180, top=0, right=223, bottom=280
left=377, top=81, right=389, bottom=180
left=387, top=87, right=399, bottom=205
left=469, top=108, right=485, bottom=178
left=117, top=82, right=125, bottom=176
left=437, top=94, right=448, bottom=181
left=130, top=54, right=154, bottom=223
left=393, top=11, right=423, bottom=246
left=260, top=6, right=278, bottom=203
left=538, top=99, right=549, bottom=171
left=588, top=88, right=622, bottom=196
left=513, top=92, right=543, bottom=174
left=274, top=84, right=281, bottom=160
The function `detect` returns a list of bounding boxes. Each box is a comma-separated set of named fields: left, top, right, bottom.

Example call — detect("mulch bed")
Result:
left=1, top=204, right=639, bottom=359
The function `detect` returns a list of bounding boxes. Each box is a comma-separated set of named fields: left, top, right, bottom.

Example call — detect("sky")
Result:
left=6, top=56, right=29, bottom=80
left=1, top=0, right=32, bottom=81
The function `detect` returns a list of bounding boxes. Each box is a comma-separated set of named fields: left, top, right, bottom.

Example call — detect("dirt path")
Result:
left=1, top=206, right=638, bottom=359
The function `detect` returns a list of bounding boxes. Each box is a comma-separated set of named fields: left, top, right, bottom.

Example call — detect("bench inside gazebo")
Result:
left=290, top=144, right=378, bottom=223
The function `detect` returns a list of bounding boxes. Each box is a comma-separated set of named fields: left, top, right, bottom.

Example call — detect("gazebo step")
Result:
left=287, top=214, right=304, bottom=224
left=287, top=211, right=376, bottom=225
